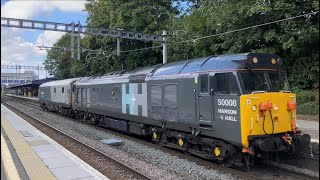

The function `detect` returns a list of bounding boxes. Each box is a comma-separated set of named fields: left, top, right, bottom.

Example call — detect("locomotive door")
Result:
left=198, top=74, right=213, bottom=129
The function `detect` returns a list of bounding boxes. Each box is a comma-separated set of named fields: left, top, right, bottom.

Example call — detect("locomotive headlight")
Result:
left=274, top=105, right=279, bottom=111
left=252, top=105, right=257, bottom=111
left=271, top=58, right=277, bottom=64
left=253, top=57, right=258, bottom=63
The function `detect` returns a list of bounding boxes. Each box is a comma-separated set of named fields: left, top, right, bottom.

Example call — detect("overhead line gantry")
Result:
left=1, top=17, right=168, bottom=63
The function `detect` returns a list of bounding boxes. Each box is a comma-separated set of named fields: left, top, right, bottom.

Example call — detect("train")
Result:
left=38, top=53, right=311, bottom=168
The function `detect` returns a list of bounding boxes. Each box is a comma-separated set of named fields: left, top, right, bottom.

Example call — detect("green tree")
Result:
left=83, top=0, right=179, bottom=72
left=44, top=34, right=73, bottom=79
left=168, top=0, right=319, bottom=89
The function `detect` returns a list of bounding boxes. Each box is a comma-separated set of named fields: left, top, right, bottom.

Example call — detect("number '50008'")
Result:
left=217, top=99, right=237, bottom=106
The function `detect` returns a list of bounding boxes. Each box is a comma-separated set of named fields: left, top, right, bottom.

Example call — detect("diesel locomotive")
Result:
left=38, top=53, right=311, bottom=167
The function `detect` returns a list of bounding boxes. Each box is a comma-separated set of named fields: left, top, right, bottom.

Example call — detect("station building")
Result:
left=1, top=70, right=39, bottom=85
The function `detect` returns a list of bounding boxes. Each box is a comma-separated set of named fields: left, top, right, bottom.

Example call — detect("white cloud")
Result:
left=1, top=0, right=87, bottom=79
left=35, top=31, right=66, bottom=55
left=1, top=0, right=87, bottom=19
left=1, top=27, right=43, bottom=65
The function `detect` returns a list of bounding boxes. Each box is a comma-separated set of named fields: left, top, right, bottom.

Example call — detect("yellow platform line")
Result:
left=1, top=113, right=56, bottom=180
left=1, top=132, right=21, bottom=180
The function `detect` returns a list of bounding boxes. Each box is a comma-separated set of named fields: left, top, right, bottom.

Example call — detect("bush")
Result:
left=297, top=102, right=319, bottom=115
left=293, top=88, right=319, bottom=115
left=292, top=88, right=317, bottom=104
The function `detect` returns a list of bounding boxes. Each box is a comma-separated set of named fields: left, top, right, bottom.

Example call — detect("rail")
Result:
left=1, top=100, right=154, bottom=180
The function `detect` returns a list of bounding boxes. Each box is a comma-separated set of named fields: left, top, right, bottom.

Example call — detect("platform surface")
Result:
left=1, top=104, right=108, bottom=180
left=6, top=94, right=38, bottom=100
left=297, top=119, right=319, bottom=142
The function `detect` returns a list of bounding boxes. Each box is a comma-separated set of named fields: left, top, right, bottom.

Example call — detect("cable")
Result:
left=262, top=110, right=274, bottom=135
left=119, top=45, right=163, bottom=53
left=113, top=11, right=319, bottom=54
left=171, top=11, right=318, bottom=45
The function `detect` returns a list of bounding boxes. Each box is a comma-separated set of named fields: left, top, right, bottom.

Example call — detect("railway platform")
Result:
left=6, top=94, right=38, bottom=101
left=1, top=104, right=108, bottom=180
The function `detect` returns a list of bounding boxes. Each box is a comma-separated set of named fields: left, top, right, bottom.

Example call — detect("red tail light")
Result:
left=287, top=101, right=296, bottom=110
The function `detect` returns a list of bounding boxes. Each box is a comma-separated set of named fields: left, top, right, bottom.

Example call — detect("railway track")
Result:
left=1, top=99, right=154, bottom=180
left=2, top=95, right=319, bottom=180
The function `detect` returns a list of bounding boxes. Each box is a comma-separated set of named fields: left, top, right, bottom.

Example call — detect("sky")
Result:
left=1, top=0, right=89, bottom=79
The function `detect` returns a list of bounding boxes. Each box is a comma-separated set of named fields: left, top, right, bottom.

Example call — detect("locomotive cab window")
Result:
left=239, top=71, right=290, bottom=94
left=212, top=73, right=240, bottom=95
left=199, top=74, right=209, bottom=94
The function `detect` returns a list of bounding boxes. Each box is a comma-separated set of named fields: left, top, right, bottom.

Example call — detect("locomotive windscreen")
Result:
left=238, top=71, right=290, bottom=94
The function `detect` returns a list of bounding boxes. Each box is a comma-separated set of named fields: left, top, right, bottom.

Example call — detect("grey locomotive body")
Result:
left=39, top=53, right=309, bottom=166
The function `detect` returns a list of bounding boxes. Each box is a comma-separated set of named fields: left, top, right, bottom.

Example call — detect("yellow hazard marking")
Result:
left=214, top=147, right=221, bottom=157
left=240, top=93, right=295, bottom=148
left=178, top=138, right=184, bottom=147
left=1, top=132, right=21, bottom=180
left=153, top=132, right=157, bottom=140
left=1, top=114, right=57, bottom=180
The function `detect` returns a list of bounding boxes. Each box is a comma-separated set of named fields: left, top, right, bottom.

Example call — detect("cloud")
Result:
left=35, top=31, right=66, bottom=55
left=1, top=0, right=87, bottom=19
left=1, top=27, right=43, bottom=65
left=1, top=0, right=87, bottom=78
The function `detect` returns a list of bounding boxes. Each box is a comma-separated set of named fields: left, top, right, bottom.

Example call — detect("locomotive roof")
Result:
left=75, top=53, right=281, bottom=84
left=39, top=77, right=80, bottom=87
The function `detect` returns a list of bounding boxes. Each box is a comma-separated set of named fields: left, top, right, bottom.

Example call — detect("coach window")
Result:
left=212, top=73, right=239, bottom=95
left=62, top=87, right=64, bottom=93
left=199, top=74, right=209, bottom=94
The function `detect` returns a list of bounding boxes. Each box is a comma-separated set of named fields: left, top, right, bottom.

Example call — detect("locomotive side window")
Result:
left=199, top=74, right=209, bottom=94
left=62, top=87, right=64, bottom=93
left=212, top=73, right=239, bottom=95
left=54, top=87, right=56, bottom=93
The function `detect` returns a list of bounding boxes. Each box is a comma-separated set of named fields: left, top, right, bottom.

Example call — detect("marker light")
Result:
left=274, top=105, right=279, bottom=111
left=253, top=57, right=258, bottom=63
left=252, top=105, right=257, bottom=111
left=271, top=58, right=277, bottom=64
left=277, top=58, right=283, bottom=65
